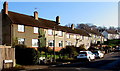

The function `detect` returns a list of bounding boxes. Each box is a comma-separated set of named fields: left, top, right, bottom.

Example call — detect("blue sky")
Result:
left=0, top=2, right=118, bottom=28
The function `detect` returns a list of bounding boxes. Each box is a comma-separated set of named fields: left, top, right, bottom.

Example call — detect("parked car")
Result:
left=114, top=47, right=120, bottom=52
left=77, top=51, right=95, bottom=61
left=92, top=50, right=104, bottom=58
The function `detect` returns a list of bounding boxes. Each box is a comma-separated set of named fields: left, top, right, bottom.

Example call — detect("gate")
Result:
left=0, top=46, right=15, bottom=70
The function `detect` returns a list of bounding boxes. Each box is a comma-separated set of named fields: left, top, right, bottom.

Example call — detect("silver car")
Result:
left=77, top=51, right=95, bottom=61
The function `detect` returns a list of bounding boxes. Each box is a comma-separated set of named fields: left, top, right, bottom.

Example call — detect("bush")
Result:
left=14, top=44, right=40, bottom=65
left=65, top=46, right=78, bottom=58
left=38, top=47, right=53, bottom=55
left=76, top=44, right=87, bottom=53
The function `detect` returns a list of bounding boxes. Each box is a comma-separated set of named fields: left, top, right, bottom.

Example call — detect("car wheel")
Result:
left=99, top=56, right=102, bottom=59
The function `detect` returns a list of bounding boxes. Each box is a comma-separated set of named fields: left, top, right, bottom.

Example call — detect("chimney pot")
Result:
left=34, top=11, right=38, bottom=20
left=56, top=16, right=60, bottom=24
left=91, top=28, right=93, bottom=30
left=3, top=1, right=8, bottom=15
left=71, top=24, right=74, bottom=30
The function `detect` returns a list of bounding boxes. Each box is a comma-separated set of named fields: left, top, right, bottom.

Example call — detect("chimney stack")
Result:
left=56, top=16, right=60, bottom=24
left=71, top=24, right=74, bottom=30
left=3, top=1, right=8, bottom=15
left=115, top=30, right=118, bottom=33
left=34, top=11, right=38, bottom=20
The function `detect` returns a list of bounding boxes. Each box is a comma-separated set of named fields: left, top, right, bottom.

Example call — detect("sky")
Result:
left=0, top=1, right=118, bottom=28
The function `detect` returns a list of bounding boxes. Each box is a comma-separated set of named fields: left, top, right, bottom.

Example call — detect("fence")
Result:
left=0, top=46, right=15, bottom=70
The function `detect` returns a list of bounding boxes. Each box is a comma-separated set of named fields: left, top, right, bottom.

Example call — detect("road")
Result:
left=30, top=52, right=120, bottom=71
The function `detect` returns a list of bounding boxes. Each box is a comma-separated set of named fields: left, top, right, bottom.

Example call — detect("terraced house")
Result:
left=77, top=24, right=106, bottom=45
left=102, top=30, right=119, bottom=40
left=1, top=2, right=91, bottom=51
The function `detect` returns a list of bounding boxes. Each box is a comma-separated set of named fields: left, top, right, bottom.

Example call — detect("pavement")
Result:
left=21, top=65, right=50, bottom=70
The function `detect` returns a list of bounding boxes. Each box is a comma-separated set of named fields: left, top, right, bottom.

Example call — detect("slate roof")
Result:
left=85, top=28, right=103, bottom=36
left=106, top=30, right=118, bottom=34
left=6, top=11, right=90, bottom=36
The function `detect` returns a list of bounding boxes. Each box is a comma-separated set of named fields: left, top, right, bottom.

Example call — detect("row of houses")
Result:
left=0, top=2, right=119, bottom=51
left=102, top=30, right=120, bottom=40
left=78, top=24, right=120, bottom=41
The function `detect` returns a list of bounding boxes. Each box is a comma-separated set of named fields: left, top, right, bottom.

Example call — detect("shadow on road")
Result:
left=55, top=55, right=120, bottom=71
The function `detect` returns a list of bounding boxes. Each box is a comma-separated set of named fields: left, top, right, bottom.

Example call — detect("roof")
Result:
left=6, top=11, right=90, bottom=36
left=106, top=30, right=118, bottom=34
left=8, top=11, right=57, bottom=29
left=83, top=28, right=103, bottom=36
left=77, top=24, right=103, bottom=36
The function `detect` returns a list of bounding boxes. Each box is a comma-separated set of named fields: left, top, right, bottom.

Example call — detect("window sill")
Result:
left=48, top=34, right=53, bottom=36
left=33, top=33, right=39, bottom=34
left=58, top=36, right=63, bottom=37
left=18, top=31, right=25, bottom=33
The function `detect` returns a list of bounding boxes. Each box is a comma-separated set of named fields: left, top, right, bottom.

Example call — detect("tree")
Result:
left=109, top=26, right=116, bottom=30
left=38, top=28, right=46, bottom=57
left=65, top=46, right=78, bottom=58
left=38, top=28, right=46, bottom=48
left=65, top=23, right=72, bottom=27
left=65, top=23, right=76, bottom=28
left=76, top=23, right=95, bottom=29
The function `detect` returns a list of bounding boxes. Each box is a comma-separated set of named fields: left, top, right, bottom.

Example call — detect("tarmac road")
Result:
left=29, top=52, right=120, bottom=71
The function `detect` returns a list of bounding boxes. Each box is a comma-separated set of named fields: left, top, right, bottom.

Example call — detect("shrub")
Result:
left=65, top=46, right=78, bottom=58
left=38, top=47, right=53, bottom=55
left=76, top=44, right=87, bottom=53
left=15, top=44, right=40, bottom=65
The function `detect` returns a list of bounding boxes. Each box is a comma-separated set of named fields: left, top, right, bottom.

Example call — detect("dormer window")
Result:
left=18, top=25, right=24, bottom=32
left=34, top=27, right=38, bottom=33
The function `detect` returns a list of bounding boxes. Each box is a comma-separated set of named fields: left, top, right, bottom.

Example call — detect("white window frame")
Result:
left=48, top=40, right=54, bottom=47
left=66, top=41, right=71, bottom=46
left=34, top=27, right=38, bottom=33
left=18, top=25, right=24, bottom=32
left=59, top=41, right=63, bottom=47
left=74, top=34, right=77, bottom=39
left=66, top=33, right=70, bottom=38
left=48, top=29, right=53, bottom=35
left=32, top=39, right=38, bottom=47
left=18, top=38, right=25, bottom=44
left=58, top=31, right=63, bottom=36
